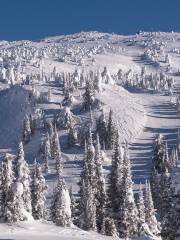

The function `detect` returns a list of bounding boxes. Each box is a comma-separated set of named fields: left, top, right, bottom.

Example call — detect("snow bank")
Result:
left=0, top=86, right=32, bottom=152
left=98, top=84, right=146, bottom=143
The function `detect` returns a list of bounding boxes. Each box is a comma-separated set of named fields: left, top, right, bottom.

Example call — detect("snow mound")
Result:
left=98, top=84, right=146, bottom=142
left=0, top=86, right=32, bottom=152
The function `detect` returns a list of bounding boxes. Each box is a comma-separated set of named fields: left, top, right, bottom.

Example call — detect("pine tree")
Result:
left=152, top=134, right=168, bottom=174
left=94, top=135, right=106, bottom=231
left=22, top=114, right=32, bottom=144
left=118, top=144, right=138, bottom=238
left=106, top=109, right=116, bottom=149
left=69, top=186, right=76, bottom=224
left=144, top=181, right=159, bottom=236
left=14, top=142, right=32, bottom=215
left=31, top=160, right=46, bottom=220
left=0, top=154, right=14, bottom=221
left=51, top=125, right=62, bottom=174
left=76, top=132, right=97, bottom=231
left=42, top=133, right=51, bottom=173
left=101, top=217, right=119, bottom=237
left=96, top=110, right=107, bottom=148
left=161, top=205, right=177, bottom=240
left=108, top=131, right=124, bottom=213
left=82, top=80, right=95, bottom=111
left=67, top=126, right=78, bottom=147
left=137, top=184, right=146, bottom=235
left=59, top=107, right=74, bottom=130
left=51, top=178, right=71, bottom=227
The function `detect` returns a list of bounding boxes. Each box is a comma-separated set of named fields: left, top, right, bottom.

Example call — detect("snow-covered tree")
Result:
left=22, top=114, right=32, bottom=144
left=144, top=181, right=159, bottom=236
left=76, top=131, right=97, bottom=231
left=108, top=132, right=123, bottom=213
left=118, top=144, right=138, bottom=238
left=67, top=126, right=78, bottom=147
left=137, top=184, right=146, bottom=235
left=0, top=154, right=14, bottom=221
left=51, top=125, right=62, bottom=174
left=82, top=80, right=95, bottom=111
left=51, top=178, right=71, bottom=227
left=31, top=160, right=46, bottom=220
left=94, top=135, right=106, bottom=231
left=41, top=133, right=51, bottom=173
left=96, top=110, right=107, bottom=148
left=58, top=107, right=75, bottom=130
left=106, top=109, right=116, bottom=149
left=101, top=217, right=119, bottom=237
left=14, top=142, right=32, bottom=215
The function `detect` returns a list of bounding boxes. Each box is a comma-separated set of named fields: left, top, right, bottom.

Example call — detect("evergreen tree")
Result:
left=0, top=154, right=14, bottom=221
left=96, top=110, right=107, bottom=148
left=76, top=132, right=97, bottom=231
left=82, top=80, right=95, bottom=111
left=22, top=114, right=32, bottom=144
left=152, top=134, right=168, bottom=174
left=101, top=217, right=119, bottom=237
left=108, top=131, right=123, bottom=213
left=137, top=184, right=146, bottom=235
left=51, top=125, right=62, bottom=174
left=106, top=109, right=116, bottom=149
left=59, top=107, right=74, bottom=130
left=94, top=135, right=106, bottom=231
left=51, top=178, right=71, bottom=227
left=69, top=186, right=76, bottom=224
left=118, top=144, right=138, bottom=238
left=67, top=126, right=78, bottom=148
left=31, top=160, right=46, bottom=220
left=41, top=133, right=51, bottom=173
left=14, top=142, right=32, bottom=214
left=144, top=181, right=159, bottom=236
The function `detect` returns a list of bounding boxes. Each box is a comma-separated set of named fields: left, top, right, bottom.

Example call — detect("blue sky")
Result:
left=0, top=0, right=180, bottom=40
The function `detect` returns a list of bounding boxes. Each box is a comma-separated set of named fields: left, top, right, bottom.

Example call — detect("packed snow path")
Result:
left=129, top=87, right=180, bottom=189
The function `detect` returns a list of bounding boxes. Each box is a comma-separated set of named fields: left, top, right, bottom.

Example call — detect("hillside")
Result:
left=0, top=31, right=179, bottom=239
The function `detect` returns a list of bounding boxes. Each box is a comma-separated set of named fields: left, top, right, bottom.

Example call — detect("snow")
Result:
left=0, top=30, right=179, bottom=239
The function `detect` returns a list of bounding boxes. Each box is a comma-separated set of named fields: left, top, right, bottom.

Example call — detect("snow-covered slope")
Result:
left=0, top=31, right=179, bottom=239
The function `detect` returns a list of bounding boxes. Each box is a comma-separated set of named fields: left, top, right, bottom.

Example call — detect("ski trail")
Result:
left=129, top=91, right=180, bottom=190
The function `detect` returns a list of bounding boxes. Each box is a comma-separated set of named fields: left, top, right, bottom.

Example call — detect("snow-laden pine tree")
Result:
left=137, top=184, right=146, bottom=236
left=69, top=185, right=76, bottom=224
left=108, top=131, right=124, bottom=214
left=106, top=109, right=116, bottom=149
left=76, top=131, right=97, bottom=231
left=14, top=142, right=32, bottom=215
left=158, top=173, right=174, bottom=220
left=22, top=114, right=32, bottom=144
left=144, top=181, right=159, bottom=236
left=51, top=178, right=71, bottom=227
left=67, top=126, right=78, bottom=147
left=59, top=107, right=75, bottom=129
left=0, top=154, right=14, bottom=221
left=82, top=80, right=95, bottom=111
left=152, top=134, right=168, bottom=173
left=118, top=144, right=138, bottom=238
left=96, top=110, right=107, bottom=148
left=94, top=134, right=106, bottom=231
left=51, top=125, right=62, bottom=174
left=31, top=160, right=46, bottom=220
left=41, top=132, right=51, bottom=173
left=161, top=204, right=177, bottom=240
left=101, top=217, right=119, bottom=237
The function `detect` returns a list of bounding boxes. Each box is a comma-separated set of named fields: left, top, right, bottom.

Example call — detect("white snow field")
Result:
left=0, top=31, right=179, bottom=239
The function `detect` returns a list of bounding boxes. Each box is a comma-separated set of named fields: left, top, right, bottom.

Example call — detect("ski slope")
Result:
left=0, top=31, right=179, bottom=239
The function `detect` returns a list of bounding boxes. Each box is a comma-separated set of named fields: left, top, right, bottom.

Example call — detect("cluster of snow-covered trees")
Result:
left=150, top=132, right=180, bottom=239
left=73, top=127, right=160, bottom=238
left=114, top=66, right=174, bottom=93
left=0, top=140, right=72, bottom=226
